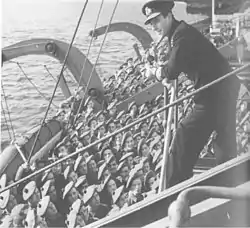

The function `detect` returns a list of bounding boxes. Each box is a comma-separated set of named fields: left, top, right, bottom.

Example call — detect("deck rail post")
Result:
left=159, top=85, right=176, bottom=192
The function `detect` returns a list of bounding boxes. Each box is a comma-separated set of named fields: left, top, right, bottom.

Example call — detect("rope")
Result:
left=43, top=65, right=57, bottom=82
left=26, top=0, right=89, bottom=164
left=1, top=62, right=249, bottom=193
left=66, top=0, right=105, bottom=127
left=16, top=62, right=58, bottom=108
left=1, top=101, right=12, bottom=141
left=1, top=83, right=16, bottom=141
left=73, top=0, right=120, bottom=122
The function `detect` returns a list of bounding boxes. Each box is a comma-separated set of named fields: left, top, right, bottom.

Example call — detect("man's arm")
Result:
left=161, top=32, right=191, bottom=81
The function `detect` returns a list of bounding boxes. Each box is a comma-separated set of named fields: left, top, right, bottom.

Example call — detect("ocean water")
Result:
left=1, top=0, right=205, bottom=148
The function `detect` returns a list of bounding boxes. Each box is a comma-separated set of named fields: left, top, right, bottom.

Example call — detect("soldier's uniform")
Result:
left=142, top=0, right=240, bottom=186
left=9, top=204, right=29, bottom=228
left=37, top=196, right=65, bottom=227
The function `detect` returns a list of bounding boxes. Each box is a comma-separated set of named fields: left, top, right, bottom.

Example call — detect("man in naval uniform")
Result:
left=142, top=0, right=240, bottom=186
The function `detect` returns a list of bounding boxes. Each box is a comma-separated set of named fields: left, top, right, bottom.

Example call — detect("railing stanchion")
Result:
left=163, top=87, right=169, bottom=130
left=174, top=79, right=178, bottom=131
left=159, top=85, right=176, bottom=192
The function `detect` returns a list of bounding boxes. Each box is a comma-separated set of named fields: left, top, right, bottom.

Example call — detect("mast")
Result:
left=212, top=0, right=216, bottom=29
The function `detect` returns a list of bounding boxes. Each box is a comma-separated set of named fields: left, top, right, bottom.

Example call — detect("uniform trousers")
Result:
left=168, top=76, right=240, bottom=187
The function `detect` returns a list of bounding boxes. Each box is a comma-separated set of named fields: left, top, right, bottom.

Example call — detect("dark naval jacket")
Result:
left=162, top=20, right=240, bottom=105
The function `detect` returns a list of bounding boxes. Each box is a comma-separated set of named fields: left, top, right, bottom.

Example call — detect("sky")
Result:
left=3, top=0, right=148, bottom=2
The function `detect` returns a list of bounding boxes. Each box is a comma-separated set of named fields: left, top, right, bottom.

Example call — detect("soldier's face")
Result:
left=89, top=160, right=97, bottom=173
left=150, top=13, right=172, bottom=36
left=98, top=114, right=105, bottom=123
left=69, top=171, right=78, bottom=183
left=46, top=201, right=58, bottom=217
left=141, top=144, right=149, bottom=157
left=103, top=149, right=112, bottom=161
left=68, top=187, right=79, bottom=205
left=120, top=166, right=129, bottom=180
left=108, top=160, right=118, bottom=174
left=99, top=126, right=106, bottom=135
left=107, top=179, right=117, bottom=195
left=103, top=169, right=110, bottom=180
left=79, top=161, right=88, bottom=175
left=109, top=123, right=116, bottom=132
left=148, top=177, right=156, bottom=190
left=127, top=156, right=134, bottom=169
left=143, top=162, right=150, bottom=174
left=131, top=178, right=142, bottom=193
left=48, top=185, right=57, bottom=203
left=125, top=136, right=134, bottom=150
left=90, top=192, right=100, bottom=208
left=58, top=145, right=68, bottom=156
left=52, top=163, right=62, bottom=176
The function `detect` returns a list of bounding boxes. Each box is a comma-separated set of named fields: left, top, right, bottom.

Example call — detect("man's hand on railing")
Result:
left=162, top=78, right=172, bottom=90
left=144, top=66, right=157, bottom=81
left=154, top=66, right=172, bottom=90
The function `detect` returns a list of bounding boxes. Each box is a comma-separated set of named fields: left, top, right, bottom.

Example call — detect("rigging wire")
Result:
left=66, top=0, right=105, bottom=127
left=16, top=62, right=58, bottom=109
left=74, top=0, right=120, bottom=122
left=1, top=101, right=12, bottom=141
left=1, top=83, right=16, bottom=141
left=26, top=0, right=89, bottom=164
left=43, top=65, right=57, bottom=82
left=1, top=62, right=249, bottom=194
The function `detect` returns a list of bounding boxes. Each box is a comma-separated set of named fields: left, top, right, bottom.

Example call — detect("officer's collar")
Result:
left=168, top=19, right=181, bottom=42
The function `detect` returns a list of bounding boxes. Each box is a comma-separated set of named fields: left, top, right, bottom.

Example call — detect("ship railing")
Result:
left=167, top=183, right=250, bottom=228
left=0, top=59, right=249, bottom=194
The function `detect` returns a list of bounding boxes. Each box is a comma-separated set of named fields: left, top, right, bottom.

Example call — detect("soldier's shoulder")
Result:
left=171, top=21, right=192, bottom=44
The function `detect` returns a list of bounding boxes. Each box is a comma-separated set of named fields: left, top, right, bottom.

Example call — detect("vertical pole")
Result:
left=235, top=16, right=240, bottom=38
left=235, top=16, right=244, bottom=64
left=159, top=86, right=175, bottom=192
left=163, top=87, right=169, bottom=130
left=212, top=0, right=215, bottom=29
left=174, top=79, right=178, bottom=131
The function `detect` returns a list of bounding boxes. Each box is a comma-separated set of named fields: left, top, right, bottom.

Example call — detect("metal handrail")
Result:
left=168, top=184, right=250, bottom=228
left=0, top=62, right=249, bottom=193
